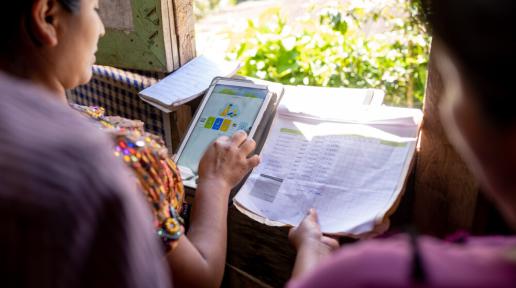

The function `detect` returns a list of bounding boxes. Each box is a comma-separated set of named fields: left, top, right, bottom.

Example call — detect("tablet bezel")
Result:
left=174, top=78, right=273, bottom=187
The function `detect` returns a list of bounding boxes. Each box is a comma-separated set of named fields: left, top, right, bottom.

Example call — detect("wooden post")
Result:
left=412, top=44, right=479, bottom=237
left=172, top=0, right=197, bottom=65
left=169, top=104, right=193, bottom=153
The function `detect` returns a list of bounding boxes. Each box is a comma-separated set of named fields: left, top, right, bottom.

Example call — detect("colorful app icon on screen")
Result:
left=204, top=117, right=215, bottom=129
left=212, top=118, right=224, bottom=130
left=220, top=103, right=239, bottom=118
left=220, top=119, right=232, bottom=132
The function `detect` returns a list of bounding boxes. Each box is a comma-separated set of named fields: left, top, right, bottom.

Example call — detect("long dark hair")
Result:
left=418, top=0, right=516, bottom=126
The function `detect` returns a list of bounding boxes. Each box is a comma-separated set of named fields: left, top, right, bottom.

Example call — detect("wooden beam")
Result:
left=171, top=0, right=197, bottom=65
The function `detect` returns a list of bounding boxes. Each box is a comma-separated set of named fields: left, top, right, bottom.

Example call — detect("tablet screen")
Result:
left=177, top=84, right=269, bottom=175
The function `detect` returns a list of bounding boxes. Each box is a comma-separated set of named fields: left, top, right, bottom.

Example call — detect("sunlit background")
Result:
left=195, top=0, right=430, bottom=108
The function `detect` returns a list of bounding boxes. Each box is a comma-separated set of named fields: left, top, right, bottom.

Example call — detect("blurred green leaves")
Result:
left=194, top=0, right=236, bottom=19
left=226, top=1, right=430, bottom=107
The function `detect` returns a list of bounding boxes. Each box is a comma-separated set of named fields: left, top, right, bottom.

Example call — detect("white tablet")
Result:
left=174, top=78, right=273, bottom=188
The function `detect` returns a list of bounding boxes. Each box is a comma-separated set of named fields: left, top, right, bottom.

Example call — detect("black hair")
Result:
left=58, top=0, right=81, bottom=12
left=0, top=0, right=80, bottom=53
left=417, top=0, right=516, bottom=126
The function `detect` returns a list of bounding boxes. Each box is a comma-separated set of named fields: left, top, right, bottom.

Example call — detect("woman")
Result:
left=0, top=0, right=258, bottom=287
left=288, top=0, right=516, bottom=286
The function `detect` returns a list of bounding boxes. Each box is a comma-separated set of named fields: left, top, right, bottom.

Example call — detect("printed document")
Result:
left=234, top=93, right=422, bottom=235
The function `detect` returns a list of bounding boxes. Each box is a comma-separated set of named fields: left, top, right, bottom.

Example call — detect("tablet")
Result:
left=175, top=78, right=273, bottom=187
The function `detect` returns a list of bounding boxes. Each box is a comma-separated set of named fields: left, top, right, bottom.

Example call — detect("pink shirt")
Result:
left=289, top=234, right=516, bottom=287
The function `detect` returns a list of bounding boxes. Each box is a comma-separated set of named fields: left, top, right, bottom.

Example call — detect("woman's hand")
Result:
left=289, top=208, right=339, bottom=251
left=198, top=131, right=260, bottom=190
left=289, top=209, right=340, bottom=279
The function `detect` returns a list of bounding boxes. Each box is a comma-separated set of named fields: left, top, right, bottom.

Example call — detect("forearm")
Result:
left=166, top=178, right=230, bottom=288
left=166, top=236, right=220, bottom=288
left=291, top=242, right=331, bottom=280
left=189, top=178, right=230, bottom=260
left=166, top=131, right=258, bottom=287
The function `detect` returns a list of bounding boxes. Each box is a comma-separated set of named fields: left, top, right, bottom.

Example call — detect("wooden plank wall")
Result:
left=224, top=206, right=296, bottom=287
left=97, top=0, right=196, bottom=72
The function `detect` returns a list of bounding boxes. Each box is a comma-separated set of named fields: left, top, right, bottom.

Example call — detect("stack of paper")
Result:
left=139, top=55, right=241, bottom=112
left=234, top=89, right=422, bottom=236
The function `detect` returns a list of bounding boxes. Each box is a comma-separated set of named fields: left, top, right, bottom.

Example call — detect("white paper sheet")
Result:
left=139, top=55, right=240, bottom=110
left=234, top=106, right=421, bottom=235
left=279, top=86, right=384, bottom=117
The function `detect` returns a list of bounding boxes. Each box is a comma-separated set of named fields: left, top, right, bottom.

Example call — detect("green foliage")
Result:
left=226, top=1, right=430, bottom=107
left=194, top=0, right=236, bottom=20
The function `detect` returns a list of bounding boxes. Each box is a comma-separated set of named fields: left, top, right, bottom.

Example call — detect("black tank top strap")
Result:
left=409, top=228, right=427, bottom=285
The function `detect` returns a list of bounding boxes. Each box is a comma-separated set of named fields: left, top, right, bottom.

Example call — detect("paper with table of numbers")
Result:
left=234, top=93, right=422, bottom=236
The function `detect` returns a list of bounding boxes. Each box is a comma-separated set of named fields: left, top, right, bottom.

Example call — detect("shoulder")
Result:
left=289, top=235, right=516, bottom=288
left=422, top=236, right=516, bottom=287
left=1, top=74, right=123, bottom=192
left=0, top=72, right=143, bottom=233
left=0, top=73, right=171, bottom=287
left=288, top=235, right=412, bottom=288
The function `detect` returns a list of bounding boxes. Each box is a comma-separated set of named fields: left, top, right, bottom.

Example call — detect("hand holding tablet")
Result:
left=197, top=131, right=260, bottom=190
left=175, top=78, right=273, bottom=188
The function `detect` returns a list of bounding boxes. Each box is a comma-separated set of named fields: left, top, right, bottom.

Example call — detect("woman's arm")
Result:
left=166, top=131, right=259, bottom=288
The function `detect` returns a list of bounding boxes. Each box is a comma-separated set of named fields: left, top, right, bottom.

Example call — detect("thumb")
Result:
left=321, top=236, right=340, bottom=250
left=307, top=208, right=319, bottom=224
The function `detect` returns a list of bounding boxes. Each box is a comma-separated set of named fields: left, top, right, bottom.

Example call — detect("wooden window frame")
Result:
left=96, top=0, right=196, bottom=72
